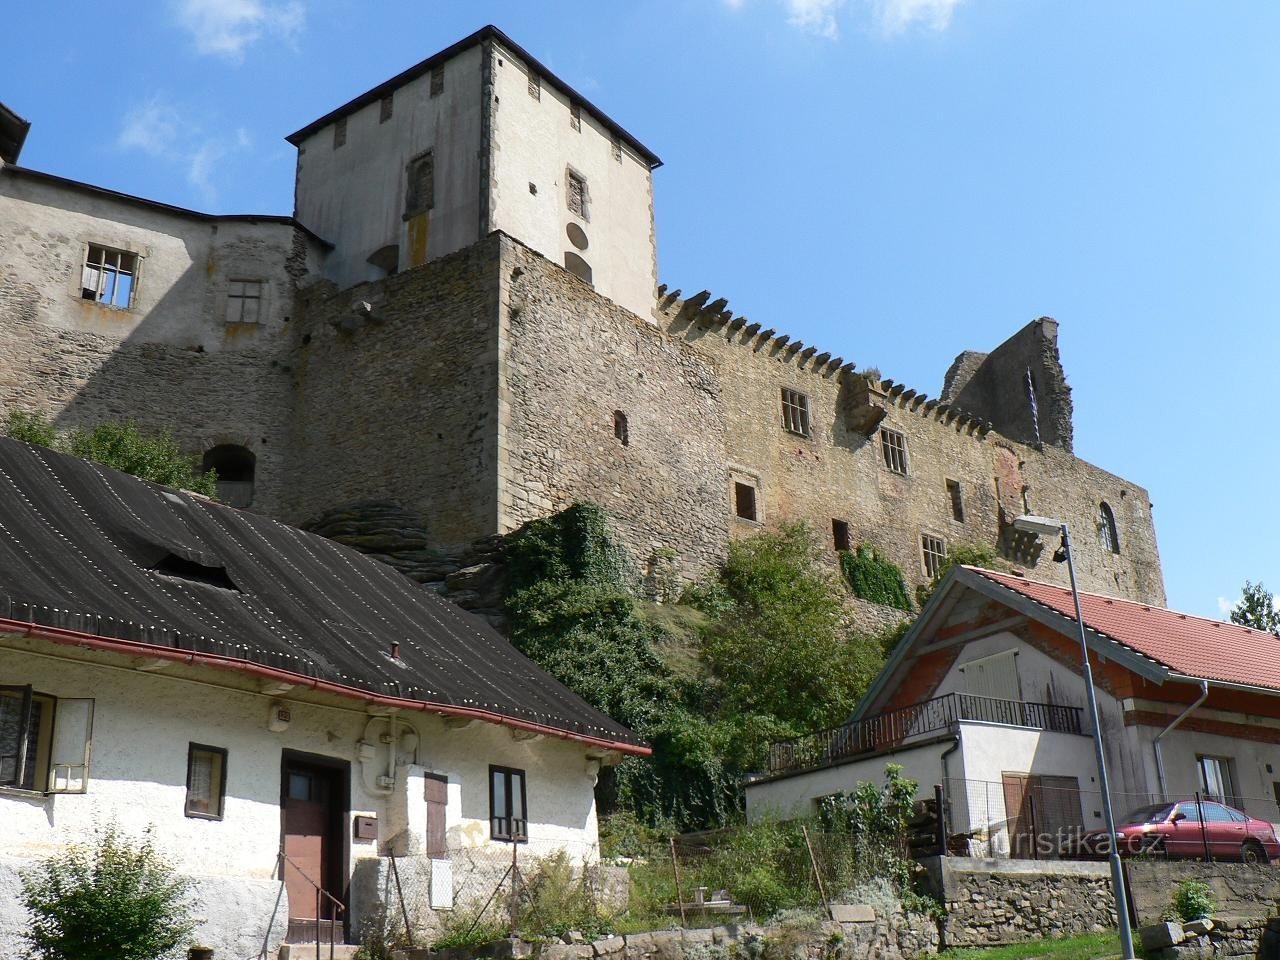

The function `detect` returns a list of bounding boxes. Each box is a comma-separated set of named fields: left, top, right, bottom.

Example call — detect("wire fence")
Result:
left=942, top=776, right=1280, bottom=862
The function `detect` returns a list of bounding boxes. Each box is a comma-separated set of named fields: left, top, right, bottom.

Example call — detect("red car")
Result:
left=1076, top=800, right=1280, bottom=863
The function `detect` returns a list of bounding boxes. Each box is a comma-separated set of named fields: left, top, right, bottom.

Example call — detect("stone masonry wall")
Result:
left=284, top=238, right=503, bottom=549
left=1127, top=861, right=1280, bottom=926
left=922, top=856, right=1116, bottom=947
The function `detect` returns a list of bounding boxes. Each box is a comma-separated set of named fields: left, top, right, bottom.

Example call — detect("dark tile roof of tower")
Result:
left=283, top=25, right=662, bottom=168
left=0, top=437, right=646, bottom=754
left=0, top=102, right=31, bottom=164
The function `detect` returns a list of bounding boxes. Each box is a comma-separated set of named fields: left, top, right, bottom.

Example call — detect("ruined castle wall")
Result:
left=284, top=237, right=502, bottom=549
left=496, top=237, right=727, bottom=581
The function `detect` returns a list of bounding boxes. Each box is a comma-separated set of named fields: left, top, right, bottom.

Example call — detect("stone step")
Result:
left=278, top=944, right=362, bottom=960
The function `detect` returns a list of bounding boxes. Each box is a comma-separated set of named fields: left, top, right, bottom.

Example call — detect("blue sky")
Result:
left=4, top=1, right=1278, bottom=619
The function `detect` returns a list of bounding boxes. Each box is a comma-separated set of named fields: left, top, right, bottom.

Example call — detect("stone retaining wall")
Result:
left=1140, top=916, right=1280, bottom=960
left=1127, top=861, right=1280, bottom=927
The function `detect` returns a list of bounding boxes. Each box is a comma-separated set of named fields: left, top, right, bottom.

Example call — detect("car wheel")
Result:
left=1242, top=840, right=1269, bottom=865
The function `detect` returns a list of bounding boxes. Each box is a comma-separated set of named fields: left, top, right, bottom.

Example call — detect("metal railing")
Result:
left=767, top=693, right=1084, bottom=775
left=277, top=847, right=346, bottom=960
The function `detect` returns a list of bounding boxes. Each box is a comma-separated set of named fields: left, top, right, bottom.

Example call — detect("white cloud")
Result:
left=172, top=0, right=304, bottom=60
left=1217, top=596, right=1234, bottom=616
left=867, top=0, right=965, bottom=35
left=116, top=96, right=250, bottom=205
left=786, top=0, right=846, bottom=38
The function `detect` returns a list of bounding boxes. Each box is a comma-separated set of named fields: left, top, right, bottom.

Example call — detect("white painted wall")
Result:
left=0, top=642, right=604, bottom=952
left=744, top=740, right=953, bottom=821
left=292, top=45, right=485, bottom=288
left=488, top=42, right=658, bottom=320
left=0, top=171, right=320, bottom=350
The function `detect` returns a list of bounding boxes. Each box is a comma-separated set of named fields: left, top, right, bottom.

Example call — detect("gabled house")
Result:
left=746, top=565, right=1280, bottom=860
left=0, top=437, right=645, bottom=958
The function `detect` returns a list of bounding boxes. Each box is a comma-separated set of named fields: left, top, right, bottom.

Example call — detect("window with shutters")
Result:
left=490, top=765, right=527, bottom=842
left=185, top=743, right=227, bottom=819
left=424, top=773, right=448, bottom=857
left=225, top=280, right=263, bottom=324
left=961, top=649, right=1021, bottom=702
left=405, top=152, right=434, bottom=218
left=1, top=687, right=93, bottom=794
left=81, top=245, right=138, bottom=309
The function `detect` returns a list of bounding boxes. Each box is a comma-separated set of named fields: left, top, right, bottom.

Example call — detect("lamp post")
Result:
left=1012, top=514, right=1135, bottom=960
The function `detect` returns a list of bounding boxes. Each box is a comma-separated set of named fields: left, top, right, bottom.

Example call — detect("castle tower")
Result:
left=287, top=26, right=663, bottom=319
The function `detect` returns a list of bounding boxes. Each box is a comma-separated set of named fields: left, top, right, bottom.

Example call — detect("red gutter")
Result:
left=1, top=617, right=650, bottom=757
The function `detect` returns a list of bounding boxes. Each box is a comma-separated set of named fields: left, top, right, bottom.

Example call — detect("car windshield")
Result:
left=1122, top=803, right=1174, bottom=824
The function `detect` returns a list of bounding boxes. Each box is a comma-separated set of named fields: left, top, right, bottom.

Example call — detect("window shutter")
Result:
left=48, top=698, right=94, bottom=793
left=424, top=773, right=448, bottom=857
left=963, top=650, right=1020, bottom=702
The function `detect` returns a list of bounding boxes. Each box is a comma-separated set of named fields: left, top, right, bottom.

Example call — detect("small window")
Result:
left=566, top=171, right=587, bottom=219
left=832, top=519, right=851, bottom=552
left=185, top=743, right=227, bottom=819
left=430, top=65, right=445, bottom=97
left=0, top=686, right=55, bottom=792
left=1199, top=755, right=1237, bottom=806
left=880, top=427, right=908, bottom=475
left=946, top=479, right=964, bottom=522
left=490, top=765, right=527, bottom=842
left=225, top=280, right=263, bottom=324
left=781, top=388, right=811, bottom=437
left=921, top=533, right=946, bottom=579
left=379, top=94, right=394, bottom=123
left=613, top=411, right=629, bottom=446
left=569, top=103, right=582, bottom=132
left=333, top=118, right=347, bottom=149
left=1099, top=502, right=1120, bottom=554
left=202, top=444, right=255, bottom=508
left=734, top=481, right=758, bottom=522
left=81, top=245, right=138, bottom=309
left=528, top=72, right=541, bottom=101
left=612, top=137, right=622, bottom=162
left=405, top=152, right=434, bottom=218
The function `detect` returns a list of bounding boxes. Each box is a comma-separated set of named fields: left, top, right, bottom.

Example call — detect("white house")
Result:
left=0, top=436, right=646, bottom=958
left=746, top=565, right=1280, bottom=860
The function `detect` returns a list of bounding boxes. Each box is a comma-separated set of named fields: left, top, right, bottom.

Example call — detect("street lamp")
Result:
left=1012, top=514, right=1136, bottom=960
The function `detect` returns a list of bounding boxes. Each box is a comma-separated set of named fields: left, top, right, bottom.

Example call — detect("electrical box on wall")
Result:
left=353, top=816, right=378, bottom=841
left=267, top=702, right=291, bottom=733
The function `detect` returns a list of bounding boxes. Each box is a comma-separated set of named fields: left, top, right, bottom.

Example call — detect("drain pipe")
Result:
left=1154, top=680, right=1209, bottom=797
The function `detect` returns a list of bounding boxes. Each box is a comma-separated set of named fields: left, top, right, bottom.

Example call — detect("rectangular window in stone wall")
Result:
left=734, top=482, right=758, bottom=522
left=921, top=533, right=946, bottom=579
left=570, top=102, right=582, bottom=132
left=528, top=72, right=541, bottom=100
left=380, top=94, right=394, bottom=123
left=946, top=479, right=964, bottom=522
left=880, top=427, right=908, bottom=475
left=405, top=152, right=434, bottom=217
left=333, top=117, right=346, bottom=149
left=185, top=743, right=227, bottom=819
left=566, top=171, right=587, bottom=219
left=781, top=388, right=811, bottom=437
left=832, top=519, right=852, bottom=552
left=81, top=245, right=138, bottom=309
left=430, top=65, right=445, bottom=97
left=225, top=280, right=263, bottom=324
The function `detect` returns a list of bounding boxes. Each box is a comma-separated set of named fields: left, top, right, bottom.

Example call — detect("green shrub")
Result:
left=20, top=824, right=197, bottom=960
left=1172, top=879, right=1215, bottom=922
left=516, top=850, right=608, bottom=941
left=430, top=911, right=509, bottom=950
left=6, top=409, right=57, bottom=447
left=840, top=546, right=912, bottom=611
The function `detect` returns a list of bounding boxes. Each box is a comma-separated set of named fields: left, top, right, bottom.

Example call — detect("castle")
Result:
left=0, top=26, right=1165, bottom=615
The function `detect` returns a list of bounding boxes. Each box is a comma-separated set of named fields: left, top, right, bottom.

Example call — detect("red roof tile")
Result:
left=968, top=567, right=1280, bottom=693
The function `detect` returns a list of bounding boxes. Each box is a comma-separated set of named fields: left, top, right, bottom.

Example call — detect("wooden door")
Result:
left=282, top=760, right=344, bottom=941
left=1031, top=775, right=1083, bottom=858
left=1001, top=773, right=1036, bottom=859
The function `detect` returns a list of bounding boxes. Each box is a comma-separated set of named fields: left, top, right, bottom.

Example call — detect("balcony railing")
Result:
left=766, top=692, right=1084, bottom=776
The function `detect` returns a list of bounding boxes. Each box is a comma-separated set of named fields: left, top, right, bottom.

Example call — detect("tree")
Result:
left=20, top=824, right=197, bottom=960
left=1229, top=581, right=1280, bottom=637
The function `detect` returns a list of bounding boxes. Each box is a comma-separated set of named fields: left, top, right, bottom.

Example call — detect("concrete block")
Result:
left=1141, top=922, right=1187, bottom=950
left=831, top=904, right=876, bottom=923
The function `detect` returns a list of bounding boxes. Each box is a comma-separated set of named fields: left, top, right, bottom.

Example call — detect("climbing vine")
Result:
left=840, top=545, right=912, bottom=611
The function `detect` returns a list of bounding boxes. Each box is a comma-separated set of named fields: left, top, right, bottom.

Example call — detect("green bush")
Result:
left=1172, top=878, right=1215, bottom=922
left=840, top=545, right=912, bottom=611
left=516, top=850, right=608, bottom=941
left=430, top=911, right=509, bottom=950
left=20, top=824, right=197, bottom=960
left=4, top=410, right=217, bottom=498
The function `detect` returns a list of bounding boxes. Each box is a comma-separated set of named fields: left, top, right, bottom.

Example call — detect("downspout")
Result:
left=1154, top=680, right=1209, bottom=797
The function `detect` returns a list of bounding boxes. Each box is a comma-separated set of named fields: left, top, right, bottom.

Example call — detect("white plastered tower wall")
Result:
left=291, top=44, right=486, bottom=289
left=0, top=641, right=605, bottom=958
left=486, top=41, right=658, bottom=320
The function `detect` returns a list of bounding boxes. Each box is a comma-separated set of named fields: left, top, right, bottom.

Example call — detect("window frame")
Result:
left=184, top=742, right=229, bottom=821
left=565, top=168, right=589, bottom=221
left=81, top=243, right=139, bottom=310
left=489, top=764, right=528, bottom=842
left=946, top=479, right=965, bottom=523
left=1099, top=501, right=1120, bottom=554
left=1197, top=754, right=1238, bottom=807
left=404, top=150, right=435, bottom=220
left=832, top=518, right=852, bottom=552
left=921, top=532, right=947, bottom=579
left=733, top=480, right=759, bottom=523
left=879, top=427, right=909, bottom=475
left=0, top=685, right=54, bottom=793
left=613, top=411, right=629, bottom=446
left=225, top=279, right=264, bottom=324
left=780, top=388, right=812, bottom=438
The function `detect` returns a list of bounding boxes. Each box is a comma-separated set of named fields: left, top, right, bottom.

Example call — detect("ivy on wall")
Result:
left=840, top=545, right=913, bottom=611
